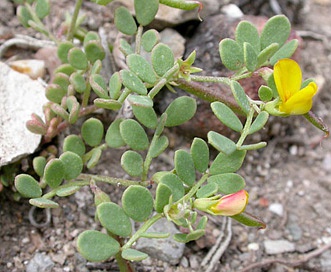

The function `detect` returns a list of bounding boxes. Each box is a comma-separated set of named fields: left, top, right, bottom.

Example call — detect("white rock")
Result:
left=269, top=203, right=284, bottom=216
left=0, top=61, right=47, bottom=167
left=247, top=242, right=260, bottom=251
left=264, top=239, right=295, bottom=255
left=8, top=59, right=46, bottom=80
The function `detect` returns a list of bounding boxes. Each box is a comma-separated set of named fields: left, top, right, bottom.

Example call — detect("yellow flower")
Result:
left=274, top=58, right=317, bottom=115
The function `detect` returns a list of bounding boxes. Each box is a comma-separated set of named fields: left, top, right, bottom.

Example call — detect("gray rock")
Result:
left=264, top=239, right=295, bottom=255
left=135, top=217, right=185, bottom=265
left=269, top=203, right=284, bottom=216
left=26, top=252, right=55, bottom=272
left=0, top=61, right=47, bottom=167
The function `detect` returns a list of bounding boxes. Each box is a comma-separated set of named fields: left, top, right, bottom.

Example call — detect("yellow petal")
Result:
left=274, top=59, right=302, bottom=102
left=279, top=81, right=317, bottom=115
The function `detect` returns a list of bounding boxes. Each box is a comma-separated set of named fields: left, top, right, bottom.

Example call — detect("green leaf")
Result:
left=151, top=43, right=175, bottom=77
left=17, top=6, right=33, bottom=28
left=109, top=72, right=122, bottom=99
left=142, top=29, right=160, bottom=52
left=59, top=151, right=83, bottom=180
left=50, top=104, right=69, bottom=120
left=120, top=119, right=149, bottom=151
left=122, top=249, right=148, bottom=261
left=230, top=80, right=250, bottom=115
left=105, top=118, right=126, bottom=148
left=86, top=148, right=102, bottom=169
left=63, top=135, right=86, bottom=157
left=29, top=198, right=59, bottom=208
left=270, top=39, right=299, bottom=65
left=121, top=151, right=143, bottom=177
left=81, top=118, right=104, bottom=147
left=54, top=64, right=75, bottom=75
left=127, top=54, right=157, bottom=84
left=45, top=84, right=66, bottom=104
left=209, top=150, right=246, bottom=175
left=69, top=72, right=87, bottom=93
left=91, top=0, right=114, bottom=5
left=249, top=111, right=269, bottom=134
left=83, top=31, right=100, bottom=46
left=231, top=212, right=266, bottom=229
left=219, top=38, right=244, bottom=71
left=235, top=20, right=260, bottom=53
left=15, top=174, right=42, bottom=198
left=134, top=0, right=159, bottom=26
left=149, top=135, right=169, bottom=158
left=208, top=173, right=245, bottom=194
left=91, top=59, right=102, bottom=74
left=43, top=159, right=65, bottom=188
left=257, top=43, right=279, bottom=66
left=211, top=101, right=243, bottom=132
left=132, top=106, right=158, bottom=128
left=207, top=131, right=237, bottom=155
left=66, top=96, right=80, bottom=124
left=94, top=98, right=122, bottom=110
left=190, top=138, right=209, bottom=173
left=33, top=156, right=46, bottom=177
left=97, top=202, right=132, bottom=237
left=120, top=69, right=147, bottom=95
left=53, top=73, right=70, bottom=90
left=196, top=182, right=218, bottom=198
left=154, top=183, right=172, bottom=213
left=185, top=229, right=205, bottom=243
left=119, top=38, right=134, bottom=56
left=122, top=185, right=154, bottom=222
left=244, top=42, right=258, bottom=72
left=77, top=230, right=120, bottom=262
left=260, top=15, right=291, bottom=50
left=56, top=186, right=81, bottom=197
left=164, top=96, right=197, bottom=127
left=174, top=150, right=195, bottom=186
left=114, top=6, right=137, bottom=35
left=67, top=48, right=88, bottom=70
left=90, top=74, right=109, bottom=98
left=35, top=0, right=50, bottom=19
left=84, top=40, right=105, bottom=63
left=128, top=94, right=153, bottom=108
left=258, top=85, right=273, bottom=102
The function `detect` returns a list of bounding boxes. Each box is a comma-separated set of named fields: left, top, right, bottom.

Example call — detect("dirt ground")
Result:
left=1, top=0, right=331, bottom=271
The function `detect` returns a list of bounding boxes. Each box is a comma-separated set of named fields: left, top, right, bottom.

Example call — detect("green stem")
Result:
left=122, top=213, right=163, bottom=250
left=135, top=25, right=144, bottom=54
left=78, top=174, right=149, bottom=187
left=190, top=75, right=231, bottom=85
left=66, top=0, right=83, bottom=42
left=42, top=180, right=90, bottom=199
left=236, top=107, right=254, bottom=147
left=180, top=174, right=209, bottom=203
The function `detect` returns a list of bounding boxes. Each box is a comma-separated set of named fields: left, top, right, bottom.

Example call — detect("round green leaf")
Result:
left=54, top=64, right=76, bottom=75
left=207, top=131, right=236, bottom=155
left=122, top=249, right=148, bottom=261
left=94, top=98, right=122, bottom=110
left=174, top=150, right=195, bottom=186
left=105, top=118, right=126, bottom=148
left=68, top=48, right=88, bottom=70
left=44, top=159, right=65, bottom=188
left=35, top=0, right=50, bottom=19
left=209, top=150, right=247, bottom=175
left=29, top=198, right=59, bottom=208
left=59, top=151, right=83, bottom=180
left=120, top=119, right=149, bottom=151
left=56, top=186, right=80, bottom=197
left=81, top=118, right=104, bottom=147
left=211, top=102, right=243, bottom=132
left=33, top=156, right=46, bottom=177
left=122, top=185, right=154, bottom=222
left=196, top=182, right=218, bottom=198
left=17, top=6, right=33, bottom=28
left=149, top=135, right=169, bottom=158
left=230, top=81, right=250, bottom=115
left=257, top=43, right=279, bottom=66
left=249, top=111, right=269, bottom=135
left=57, top=41, right=75, bottom=64
left=164, top=96, right=197, bottom=127
left=154, top=183, right=172, bottom=213
left=69, top=72, right=87, bottom=93
left=270, top=39, right=299, bottom=65
left=121, top=150, right=143, bottom=177
left=86, top=148, right=102, bottom=169
left=53, top=72, right=70, bottom=91
left=134, top=0, right=159, bottom=26
left=142, top=29, right=160, bottom=52
left=90, top=74, right=109, bottom=99
left=151, top=43, right=175, bottom=77
left=119, top=38, right=134, bottom=56
left=208, top=173, right=245, bottom=194
left=190, top=137, right=209, bottom=173
left=258, top=85, right=273, bottom=102
left=235, top=20, right=260, bottom=53
left=97, top=202, right=132, bottom=237
left=128, top=94, right=153, bottom=108
left=63, top=135, right=86, bottom=157
left=15, top=174, right=42, bottom=198
left=77, top=230, right=120, bottom=262
left=109, top=72, right=122, bottom=99
left=84, top=40, right=105, bottom=63
left=260, top=15, right=291, bottom=50
left=157, top=172, right=185, bottom=204
left=83, top=31, right=100, bottom=46
left=120, top=69, right=147, bottom=95
left=127, top=54, right=157, bottom=84
left=132, top=106, right=158, bottom=129
left=45, top=84, right=66, bottom=104
left=219, top=38, right=244, bottom=71
left=114, top=6, right=137, bottom=35
left=244, top=42, right=258, bottom=72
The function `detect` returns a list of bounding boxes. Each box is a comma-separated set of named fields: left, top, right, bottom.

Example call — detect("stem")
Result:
left=135, top=25, right=143, bottom=54
left=122, top=213, right=163, bottom=250
left=66, top=0, right=83, bottom=42
left=78, top=174, right=150, bottom=187
left=180, top=174, right=209, bottom=203
left=190, top=75, right=231, bottom=85
left=236, top=107, right=255, bottom=147
left=115, top=251, right=135, bottom=272
left=42, top=180, right=90, bottom=199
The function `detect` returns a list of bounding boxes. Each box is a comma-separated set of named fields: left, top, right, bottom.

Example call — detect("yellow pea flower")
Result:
left=274, top=58, right=318, bottom=115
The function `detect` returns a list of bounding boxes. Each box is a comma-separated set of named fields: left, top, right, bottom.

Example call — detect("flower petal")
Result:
left=274, top=59, right=302, bottom=102
left=279, top=81, right=317, bottom=115
left=210, top=190, right=249, bottom=216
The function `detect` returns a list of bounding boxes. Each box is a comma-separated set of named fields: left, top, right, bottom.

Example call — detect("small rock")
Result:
left=9, top=59, right=46, bottom=80
left=286, top=222, right=302, bottom=241
left=189, top=255, right=200, bottom=270
left=264, top=239, right=295, bottom=255
left=247, top=243, right=260, bottom=251
left=269, top=203, right=284, bottom=216
left=26, top=252, right=55, bottom=272
left=135, top=217, right=185, bottom=265
left=322, top=153, right=331, bottom=172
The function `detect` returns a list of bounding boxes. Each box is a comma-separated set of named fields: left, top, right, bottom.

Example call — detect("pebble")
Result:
left=268, top=203, right=284, bottom=216
left=26, top=252, right=54, bottom=272
left=264, top=239, right=295, bottom=255
left=322, top=153, right=331, bottom=172
left=247, top=243, right=260, bottom=251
